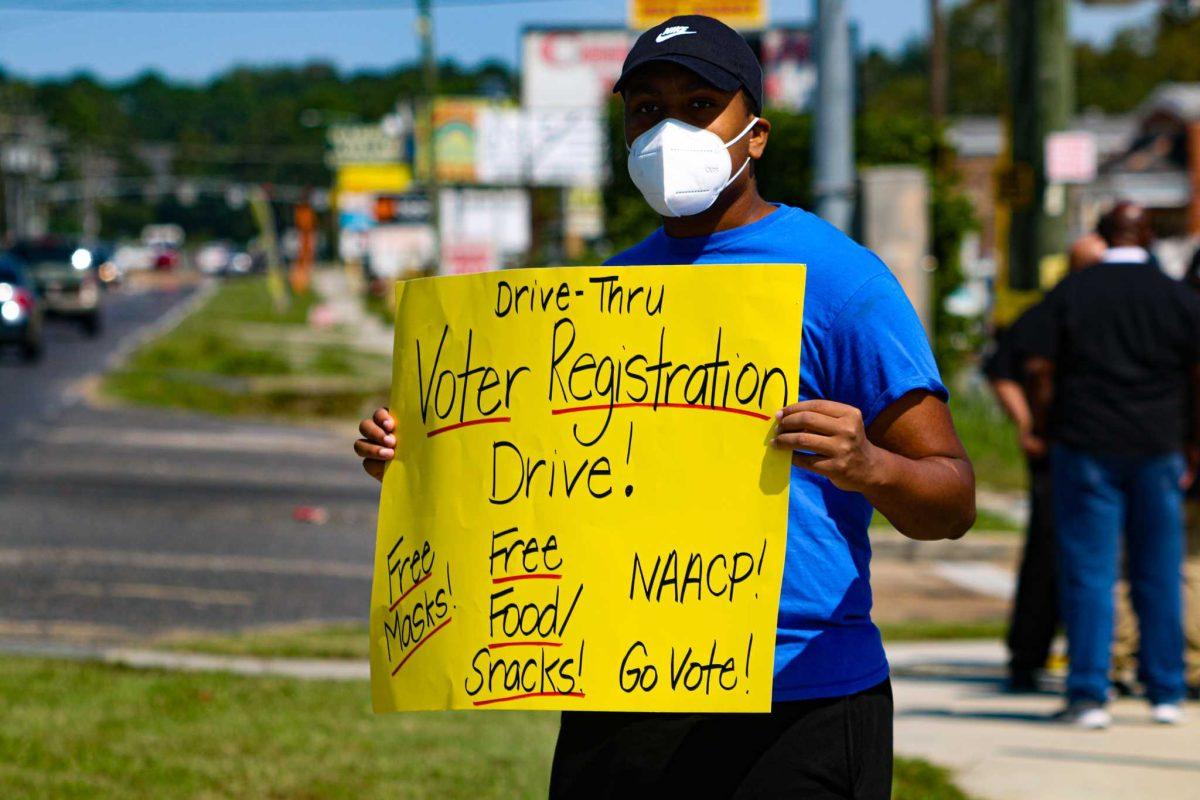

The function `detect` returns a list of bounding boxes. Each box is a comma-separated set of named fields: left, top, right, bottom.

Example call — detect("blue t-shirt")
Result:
left=606, top=204, right=947, bottom=701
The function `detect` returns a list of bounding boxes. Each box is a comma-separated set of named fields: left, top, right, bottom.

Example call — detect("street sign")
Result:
left=1045, top=131, right=1098, bottom=184
left=628, top=0, right=768, bottom=30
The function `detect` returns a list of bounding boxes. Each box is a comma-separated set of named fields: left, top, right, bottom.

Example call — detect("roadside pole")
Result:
left=417, top=0, right=442, bottom=271
left=812, top=0, right=855, bottom=233
left=1006, top=0, right=1071, bottom=292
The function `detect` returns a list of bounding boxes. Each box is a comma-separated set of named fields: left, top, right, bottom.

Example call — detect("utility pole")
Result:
left=80, top=146, right=100, bottom=242
left=812, top=0, right=855, bottom=233
left=1006, top=0, right=1072, bottom=291
left=929, top=0, right=947, bottom=126
left=927, top=0, right=947, bottom=345
left=416, top=0, right=442, bottom=270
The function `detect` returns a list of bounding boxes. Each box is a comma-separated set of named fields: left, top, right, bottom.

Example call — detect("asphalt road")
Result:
left=0, top=278, right=379, bottom=644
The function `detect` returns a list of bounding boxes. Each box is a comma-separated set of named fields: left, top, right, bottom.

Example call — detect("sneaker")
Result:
left=1053, top=701, right=1111, bottom=730
left=1151, top=704, right=1185, bottom=725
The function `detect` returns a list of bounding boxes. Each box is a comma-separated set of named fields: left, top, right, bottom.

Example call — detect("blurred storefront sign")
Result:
left=521, top=28, right=632, bottom=110
left=628, top=0, right=768, bottom=30
left=368, top=224, right=436, bottom=278
left=1046, top=131, right=1098, bottom=184
left=371, top=192, right=433, bottom=224
left=525, top=109, right=606, bottom=185
left=441, top=241, right=498, bottom=275
left=429, top=98, right=487, bottom=183
left=440, top=188, right=531, bottom=267
left=334, top=163, right=413, bottom=194
left=761, top=28, right=815, bottom=112
left=326, top=123, right=403, bottom=168
left=469, top=106, right=607, bottom=187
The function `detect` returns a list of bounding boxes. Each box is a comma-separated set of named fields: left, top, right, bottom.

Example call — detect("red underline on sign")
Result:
left=426, top=416, right=511, bottom=437
left=387, top=571, right=432, bottom=612
left=390, top=617, right=452, bottom=676
left=551, top=402, right=770, bottom=422
left=472, top=691, right=586, bottom=707
left=487, top=640, right=563, bottom=650
left=491, top=573, right=562, bottom=585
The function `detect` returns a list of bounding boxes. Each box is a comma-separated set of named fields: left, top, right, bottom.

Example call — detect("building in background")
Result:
left=1089, top=83, right=1200, bottom=276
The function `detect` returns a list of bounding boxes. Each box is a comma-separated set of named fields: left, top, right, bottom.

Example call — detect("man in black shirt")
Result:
left=1024, top=202, right=1200, bottom=728
left=984, top=233, right=1107, bottom=692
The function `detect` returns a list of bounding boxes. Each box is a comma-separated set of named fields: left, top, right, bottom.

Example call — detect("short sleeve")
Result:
left=982, top=327, right=1018, bottom=382
left=817, top=270, right=948, bottom=427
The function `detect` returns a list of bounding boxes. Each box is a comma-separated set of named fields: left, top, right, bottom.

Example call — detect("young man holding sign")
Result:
left=357, top=15, right=974, bottom=799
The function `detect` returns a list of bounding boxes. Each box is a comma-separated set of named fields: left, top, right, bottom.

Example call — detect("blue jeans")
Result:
left=1051, top=444, right=1186, bottom=705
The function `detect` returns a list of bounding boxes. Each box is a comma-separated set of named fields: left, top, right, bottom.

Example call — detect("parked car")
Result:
left=196, top=241, right=254, bottom=277
left=153, top=246, right=180, bottom=271
left=9, top=239, right=103, bottom=337
left=113, top=243, right=155, bottom=274
left=0, top=254, right=44, bottom=362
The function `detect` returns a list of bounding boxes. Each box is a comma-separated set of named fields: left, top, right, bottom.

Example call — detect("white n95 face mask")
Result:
left=626, top=116, right=759, bottom=218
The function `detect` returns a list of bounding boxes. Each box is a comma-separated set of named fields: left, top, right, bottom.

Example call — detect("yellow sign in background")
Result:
left=629, top=0, right=767, bottom=31
left=370, top=264, right=805, bottom=712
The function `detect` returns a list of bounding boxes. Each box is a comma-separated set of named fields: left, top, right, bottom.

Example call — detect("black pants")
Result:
left=1006, top=457, right=1059, bottom=673
left=549, top=679, right=893, bottom=799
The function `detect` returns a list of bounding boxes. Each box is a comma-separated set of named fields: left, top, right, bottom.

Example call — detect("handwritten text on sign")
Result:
left=369, top=264, right=806, bottom=712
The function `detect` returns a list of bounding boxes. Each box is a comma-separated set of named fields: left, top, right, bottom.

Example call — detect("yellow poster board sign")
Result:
left=370, top=264, right=804, bottom=713
left=629, top=0, right=767, bottom=31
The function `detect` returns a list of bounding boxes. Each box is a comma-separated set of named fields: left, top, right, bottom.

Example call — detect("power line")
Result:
left=0, top=0, right=565, bottom=11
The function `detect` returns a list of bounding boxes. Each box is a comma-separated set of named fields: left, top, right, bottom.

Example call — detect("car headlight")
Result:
left=1, top=300, right=22, bottom=322
left=71, top=248, right=93, bottom=270
left=0, top=283, right=12, bottom=303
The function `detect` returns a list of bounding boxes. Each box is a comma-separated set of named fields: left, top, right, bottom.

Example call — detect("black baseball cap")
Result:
left=613, top=15, right=763, bottom=114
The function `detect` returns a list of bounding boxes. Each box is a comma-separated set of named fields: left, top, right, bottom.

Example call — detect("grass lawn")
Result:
left=879, top=619, right=1008, bottom=642
left=950, top=387, right=1026, bottom=493
left=159, top=621, right=368, bottom=661
left=103, top=276, right=389, bottom=420
left=0, top=656, right=973, bottom=800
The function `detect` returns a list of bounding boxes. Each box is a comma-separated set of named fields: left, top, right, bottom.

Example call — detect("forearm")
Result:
left=987, top=378, right=1032, bottom=433
left=862, top=446, right=976, bottom=541
left=1025, top=359, right=1056, bottom=438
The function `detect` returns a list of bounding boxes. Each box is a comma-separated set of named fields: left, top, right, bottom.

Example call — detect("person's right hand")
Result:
left=1019, top=430, right=1047, bottom=460
left=356, top=407, right=396, bottom=482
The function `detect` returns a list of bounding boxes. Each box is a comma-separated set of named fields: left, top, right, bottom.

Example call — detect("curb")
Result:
left=0, top=639, right=368, bottom=681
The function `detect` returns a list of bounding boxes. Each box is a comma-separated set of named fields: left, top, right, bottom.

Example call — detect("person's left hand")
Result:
left=1182, top=443, right=1200, bottom=491
left=772, top=399, right=885, bottom=493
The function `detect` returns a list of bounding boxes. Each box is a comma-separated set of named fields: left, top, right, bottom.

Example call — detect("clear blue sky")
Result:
left=0, top=0, right=1160, bottom=83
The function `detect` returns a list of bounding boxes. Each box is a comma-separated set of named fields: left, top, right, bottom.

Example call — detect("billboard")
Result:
left=629, top=0, right=767, bottom=31
left=440, top=188, right=531, bottom=268
left=522, top=28, right=632, bottom=110
left=475, top=107, right=607, bottom=187
left=431, top=98, right=486, bottom=183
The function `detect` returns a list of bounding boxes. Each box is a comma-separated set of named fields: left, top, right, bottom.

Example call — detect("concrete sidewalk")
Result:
left=890, top=641, right=1200, bottom=800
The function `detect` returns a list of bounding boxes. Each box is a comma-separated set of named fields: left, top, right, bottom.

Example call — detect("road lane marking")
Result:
left=39, top=426, right=350, bottom=458
left=0, top=547, right=371, bottom=579
left=51, top=580, right=254, bottom=607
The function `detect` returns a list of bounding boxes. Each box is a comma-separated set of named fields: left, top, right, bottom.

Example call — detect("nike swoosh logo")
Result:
left=655, top=29, right=696, bottom=43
